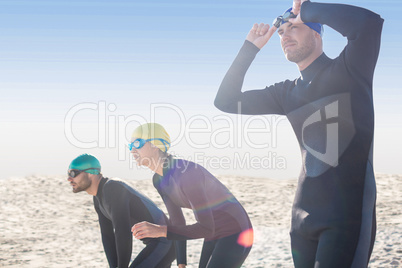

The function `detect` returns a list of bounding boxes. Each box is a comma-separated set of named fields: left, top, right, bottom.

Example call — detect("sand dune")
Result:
left=0, top=174, right=401, bottom=267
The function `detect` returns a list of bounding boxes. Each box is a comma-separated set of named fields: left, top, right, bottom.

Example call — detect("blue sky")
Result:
left=1, top=0, right=401, bottom=180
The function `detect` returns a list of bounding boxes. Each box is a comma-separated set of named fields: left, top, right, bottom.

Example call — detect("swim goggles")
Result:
left=128, top=138, right=170, bottom=152
left=272, top=10, right=297, bottom=28
left=68, top=168, right=100, bottom=178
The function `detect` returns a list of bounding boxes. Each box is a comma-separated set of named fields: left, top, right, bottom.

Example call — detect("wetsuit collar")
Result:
left=153, top=155, right=175, bottom=188
left=299, top=53, right=332, bottom=85
left=162, top=155, right=175, bottom=176
left=96, top=177, right=108, bottom=198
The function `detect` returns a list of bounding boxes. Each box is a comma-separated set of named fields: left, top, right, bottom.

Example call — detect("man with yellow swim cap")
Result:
left=129, top=123, right=253, bottom=268
left=130, top=122, right=171, bottom=153
left=129, top=123, right=172, bottom=172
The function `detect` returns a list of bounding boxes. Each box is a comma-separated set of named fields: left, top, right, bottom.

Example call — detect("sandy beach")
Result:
left=0, top=174, right=401, bottom=267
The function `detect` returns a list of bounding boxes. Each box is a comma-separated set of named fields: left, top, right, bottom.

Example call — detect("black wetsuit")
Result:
left=94, top=177, right=175, bottom=268
left=214, top=1, right=383, bottom=267
left=153, top=156, right=253, bottom=268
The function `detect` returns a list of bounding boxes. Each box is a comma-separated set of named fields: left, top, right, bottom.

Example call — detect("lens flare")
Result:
left=237, top=228, right=254, bottom=248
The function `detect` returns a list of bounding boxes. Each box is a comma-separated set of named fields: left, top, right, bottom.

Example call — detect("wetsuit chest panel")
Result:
left=287, top=93, right=356, bottom=178
left=98, top=202, right=112, bottom=221
left=95, top=185, right=113, bottom=221
left=155, top=172, right=192, bottom=209
left=167, top=175, right=192, bottom=209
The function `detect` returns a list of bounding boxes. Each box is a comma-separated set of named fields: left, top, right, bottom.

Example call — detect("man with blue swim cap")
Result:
left=67, top=154, right=176, bottom=267
left=215, top=0, right=383, bottom=267
left=273, top=7, right=323, bottom=35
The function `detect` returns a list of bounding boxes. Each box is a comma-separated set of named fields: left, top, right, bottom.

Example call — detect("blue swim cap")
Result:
left=68, top=154, right=101, bottom=175
left=281, top=7, right=323, bottom=35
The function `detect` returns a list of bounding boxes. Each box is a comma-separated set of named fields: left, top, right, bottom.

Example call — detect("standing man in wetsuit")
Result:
left=214, top=0, right=383, bottom=267
left=67, top=154, right=176, bottom=268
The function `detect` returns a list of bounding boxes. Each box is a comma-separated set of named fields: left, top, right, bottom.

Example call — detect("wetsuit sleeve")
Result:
left=94, top=197, right=118, bottom=268
left=214, top=40, right=287, bottom=115
left=300, top=1, right=384, bottom=83
left=103, top=182, right=134, bottom=268
left=166, top=167, right=216, bottom=241
left=160, top=192, right=187, bottom=265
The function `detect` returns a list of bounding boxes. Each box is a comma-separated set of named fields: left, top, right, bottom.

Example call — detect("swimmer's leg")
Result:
left=315, top=221, right=376, bottom=268
left=199, top=240, right=216, bottom=268
left=290, top=231, right=318, bottom=268
left=130, top=238, right=175, bottom=268
left=203, top=232, right=252, bottom=268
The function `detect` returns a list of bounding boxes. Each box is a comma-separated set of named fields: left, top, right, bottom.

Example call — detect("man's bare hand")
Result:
left=246, top=23, right=277, bottom=49
left=289, top=0, right=308, bottom=24
left=131, top=221, right=167, bottom=239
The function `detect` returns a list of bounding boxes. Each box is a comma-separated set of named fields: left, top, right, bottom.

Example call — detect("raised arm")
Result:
left=292, top=0, right=384, bottom=83
left=214, top=22, right=288, bottom=115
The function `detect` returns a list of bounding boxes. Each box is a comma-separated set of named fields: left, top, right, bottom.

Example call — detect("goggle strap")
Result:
left=129, top=138, right=170, bottom=151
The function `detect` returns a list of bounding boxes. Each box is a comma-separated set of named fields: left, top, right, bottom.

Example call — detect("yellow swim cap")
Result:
left=131, top=123, right=171, bottom=152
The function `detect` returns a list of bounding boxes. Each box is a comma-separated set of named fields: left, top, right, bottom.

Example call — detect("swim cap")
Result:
left=281, top=7, right=323, bottom=35
left=131, top=123, right=171, bottom=152
left=68, top=154, right=101, bottom=175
